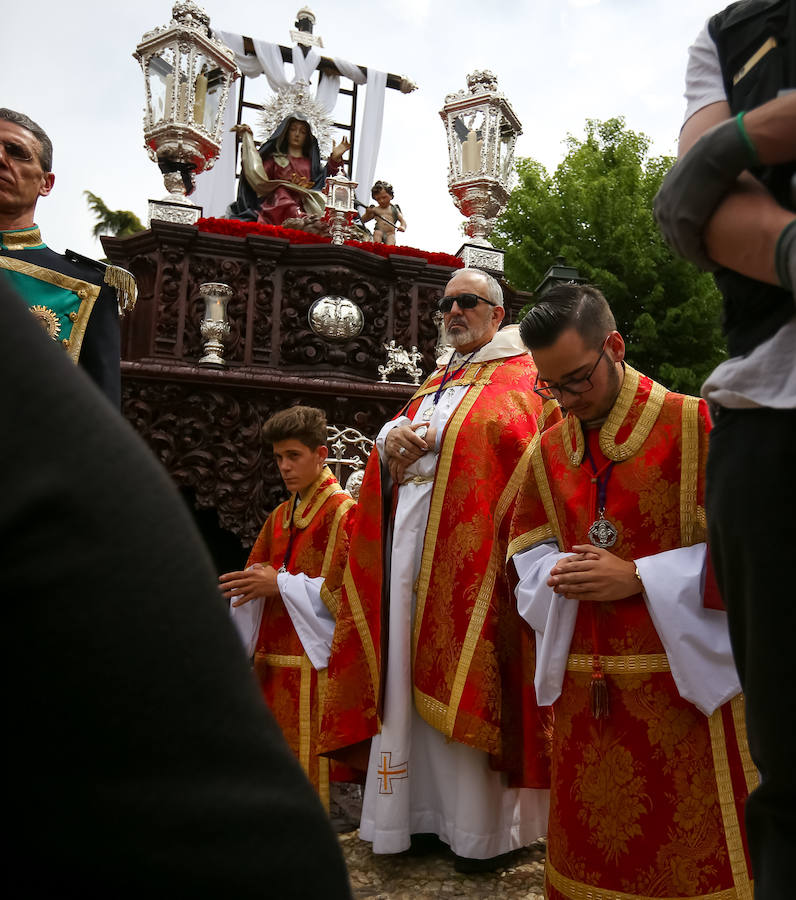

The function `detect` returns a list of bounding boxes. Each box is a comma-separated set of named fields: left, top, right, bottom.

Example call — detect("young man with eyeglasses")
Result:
left=319, top=267, right=559, bottom=873
left=508, top=283, right=753, bottom=900
left=0, top=108, right=132, bottom=405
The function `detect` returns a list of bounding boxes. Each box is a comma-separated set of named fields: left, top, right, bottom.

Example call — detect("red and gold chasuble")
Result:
left=249, top=467, right=356, bottom=807
left=319, top=352, right=560, bottom=785
left=508, top=366, right=756, bottom=900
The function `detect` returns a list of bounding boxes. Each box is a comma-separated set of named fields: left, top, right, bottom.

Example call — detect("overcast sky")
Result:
left=3, top=0, right=723, bottom=260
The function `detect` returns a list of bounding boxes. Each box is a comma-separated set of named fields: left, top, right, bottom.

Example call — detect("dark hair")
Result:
left=519, top=283, right=616, bottom=350
left=261, top=406, right=327, bottom=450
left=276, top=118, right=313, bottom=157
left=371, top=180, right=394, bottom=199
left=0, top=108, right=53, bottom=171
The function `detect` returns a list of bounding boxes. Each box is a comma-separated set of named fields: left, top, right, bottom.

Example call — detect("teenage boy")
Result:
left=220, top=406, right=358, bottom=808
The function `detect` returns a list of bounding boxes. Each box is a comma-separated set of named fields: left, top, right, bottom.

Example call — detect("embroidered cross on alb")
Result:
left=377, top=751, right=408, bottom=794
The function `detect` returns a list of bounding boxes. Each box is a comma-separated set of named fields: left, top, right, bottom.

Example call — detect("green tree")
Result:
left=493, top=117, right=726, bottom=394
left=84, top=191, right=145, bottom=238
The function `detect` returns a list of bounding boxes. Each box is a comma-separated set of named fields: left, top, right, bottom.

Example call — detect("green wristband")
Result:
left=736, top=112, right=760, bottom=168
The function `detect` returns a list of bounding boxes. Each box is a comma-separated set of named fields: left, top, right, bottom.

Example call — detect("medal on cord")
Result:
left=582, top=438, right=617, bottom=718
left=583, top=442, right=618, bottom=549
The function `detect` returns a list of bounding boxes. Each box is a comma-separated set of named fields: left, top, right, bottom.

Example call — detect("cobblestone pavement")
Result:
left=339, top=833, right=546, bottom=899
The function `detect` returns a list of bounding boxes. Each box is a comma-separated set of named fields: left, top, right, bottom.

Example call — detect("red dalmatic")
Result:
left=508, top=367, right=756, bottom=899
left=249, top=466, right=356, bottom=806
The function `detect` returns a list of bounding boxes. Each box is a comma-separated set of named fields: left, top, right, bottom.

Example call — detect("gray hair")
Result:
left=448, top=267, right=504, bottom=308
left=0, top=108, right=53, bottom=172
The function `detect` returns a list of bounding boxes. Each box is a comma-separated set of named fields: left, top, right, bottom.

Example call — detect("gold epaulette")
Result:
left=103, top=265, right=138, bottom=314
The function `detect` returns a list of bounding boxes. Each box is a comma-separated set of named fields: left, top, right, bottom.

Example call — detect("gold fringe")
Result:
left=103, top=265, right=137, bottom=313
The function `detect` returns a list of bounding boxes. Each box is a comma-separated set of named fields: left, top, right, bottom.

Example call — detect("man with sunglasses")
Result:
left=320, top=267, right=558, bottom=873
left=0, top=108, right=132, bottom=405
left=508, top=283, right=753, bottom=900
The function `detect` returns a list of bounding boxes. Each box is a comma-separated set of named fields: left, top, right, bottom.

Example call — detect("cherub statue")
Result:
left=361, top=180, right=407, bottom=245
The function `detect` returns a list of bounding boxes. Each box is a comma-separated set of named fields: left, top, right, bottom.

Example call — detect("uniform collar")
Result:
left=0, top=224, right=46, bottom=251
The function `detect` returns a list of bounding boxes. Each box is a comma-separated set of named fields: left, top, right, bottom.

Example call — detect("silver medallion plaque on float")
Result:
left=308, top=295, right=364, bottom=340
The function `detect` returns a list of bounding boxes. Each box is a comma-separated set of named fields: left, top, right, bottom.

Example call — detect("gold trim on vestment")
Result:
left=530, top=432, right=564, bottom=549
left=408, top=361, right=497, bottom=399
left=342, top=566, right=380, bottom=713
left=413, top=686, right=449, bottom=734
left=288, top=466, right=339, bottom=529
left=599, top=366, right=667, bottom=462
left=443, top=437, right=537, bottom=736
left=562, top=413, right=586, bottom=467
left=506, top=524, right=557, bottom=563
left=411, top=363, right=500, bottom=661
left=731, top=694, right=760, bottom=797
left=1, top=226, right=44, bottom=250
left=299, top=655, right=313, bottom=778
left=0, top=255, right=100, bottom=363
left=317, top=668, right=330, bottom=810
left=259, top=652, right=304, bottom=667
left=546, top=856, right=751, bottom=900
left=321, top=497, right=354, bottom=579
left=566, top=652, right=671, bottom=674
left=537, top=397, right=560, bottom=431
left=709, top=703, right=754, bottom=900
left=320, top=581, right=339, bottom=619
left=680, top=396, right=701, bottom=547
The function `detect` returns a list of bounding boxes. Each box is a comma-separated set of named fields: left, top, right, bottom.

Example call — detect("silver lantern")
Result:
left=324, top=170, right=359, bottom=245
left=440, top=70, right=521, bottom=273
left=134, top=1, right=239, bottom=224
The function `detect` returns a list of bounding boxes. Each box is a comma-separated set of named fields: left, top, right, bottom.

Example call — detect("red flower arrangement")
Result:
left=196, top=217, right=464, bottom=269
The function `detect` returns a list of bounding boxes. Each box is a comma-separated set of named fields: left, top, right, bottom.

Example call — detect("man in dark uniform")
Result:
left=0, top=108, right=134, bottom=405
left=654, top=3, right=795, bottom=897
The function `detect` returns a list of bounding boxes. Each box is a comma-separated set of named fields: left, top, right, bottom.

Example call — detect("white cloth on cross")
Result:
left=194, top=31, right=388, bottom=218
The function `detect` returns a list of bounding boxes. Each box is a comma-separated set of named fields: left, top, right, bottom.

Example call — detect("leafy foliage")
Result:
left=493, top=118, right=726, bottom=394
left=84, top=191, right=145, bottom=239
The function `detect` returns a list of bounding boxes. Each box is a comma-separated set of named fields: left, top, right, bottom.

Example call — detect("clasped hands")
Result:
left=219, top=562, right=280, bottom=607
left=547, top=545, right=642, bottom=603
left=384, top=422, right=436, bottom=483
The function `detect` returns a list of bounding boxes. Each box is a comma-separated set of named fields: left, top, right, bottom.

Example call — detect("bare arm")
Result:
left=678, top=96, right=796, bottom=284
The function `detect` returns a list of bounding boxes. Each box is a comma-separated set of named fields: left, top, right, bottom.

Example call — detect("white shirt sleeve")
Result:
left=276, top=571, right=336, bottom=670
left=637, top=543, right=741, bottom=715
left=513, top=542, right=577, bottom=706
left=683, top=19, right=728, bottom=125
left=229, top=594, right=265, bottom=659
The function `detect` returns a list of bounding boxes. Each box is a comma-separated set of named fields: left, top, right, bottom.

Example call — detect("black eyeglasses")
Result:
left=0, top=140, right=35, bottom=163
left=533, top=339, right=609, bottom=400
left=437, top=293, right=497, bottom=313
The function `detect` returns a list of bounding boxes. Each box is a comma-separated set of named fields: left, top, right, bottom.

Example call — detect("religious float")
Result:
left=104, top=2, right=529, bottom=568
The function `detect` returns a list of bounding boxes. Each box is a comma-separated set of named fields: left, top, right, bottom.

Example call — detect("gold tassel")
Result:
left=104, top=265, right=138, bottom=314
left=590, top=654, right=609, bottom=719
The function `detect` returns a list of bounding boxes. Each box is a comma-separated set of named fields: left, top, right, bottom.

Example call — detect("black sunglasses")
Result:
left=437, top=293, right=497, bottom=313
